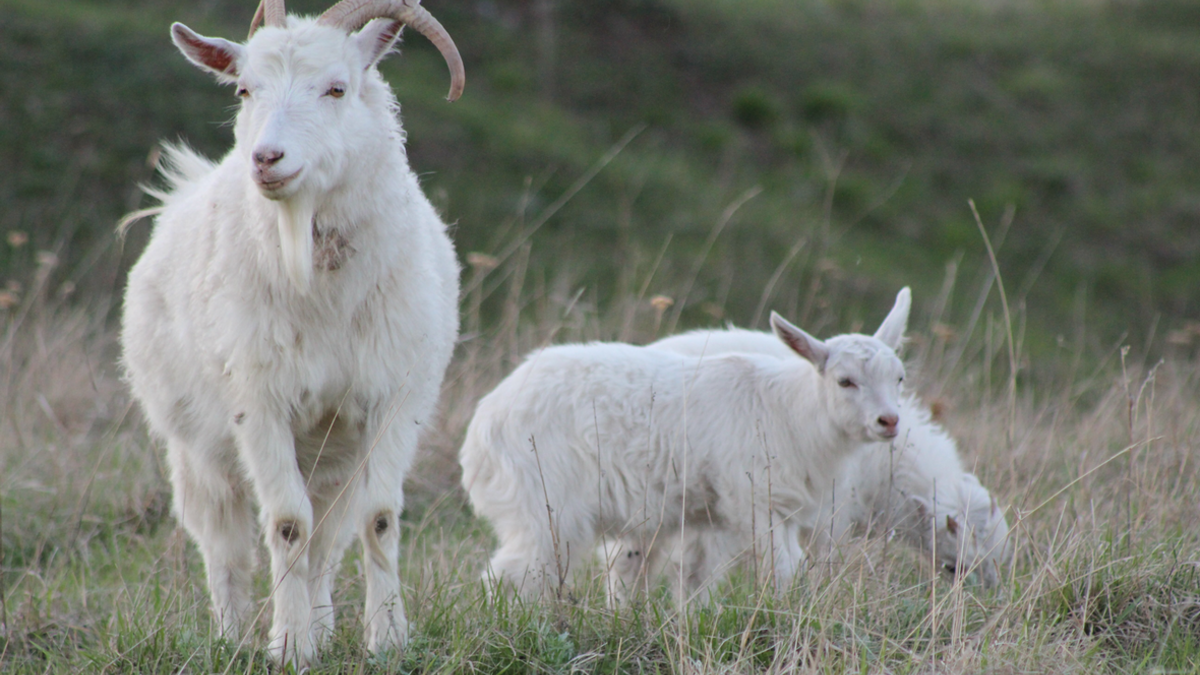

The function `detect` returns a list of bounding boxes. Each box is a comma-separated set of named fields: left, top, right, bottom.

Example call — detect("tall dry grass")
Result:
left=0, top=190, right=1197, bottom=672
left=412, top=189, right=1197, bottom=671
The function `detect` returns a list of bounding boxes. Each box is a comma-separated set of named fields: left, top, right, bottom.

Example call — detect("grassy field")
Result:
left=1, top=240, right=1198, bottom=672
left=2, top=0, right=1199, bottom=672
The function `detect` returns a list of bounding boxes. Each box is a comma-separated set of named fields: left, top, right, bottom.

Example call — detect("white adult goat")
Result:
left=460, top=289, right=911, bottom=603
left=646, top=324, right=1012, bottom=588
left=120, top=0, right=463, bottom=665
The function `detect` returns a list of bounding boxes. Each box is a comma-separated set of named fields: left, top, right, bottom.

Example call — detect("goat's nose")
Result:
left=878, top=414, right=899, bottom=431
left=254, top=148, right=285, bottom=169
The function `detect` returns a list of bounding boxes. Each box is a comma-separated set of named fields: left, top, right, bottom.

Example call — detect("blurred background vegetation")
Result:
left=2, top=0, right=1199, bottom=364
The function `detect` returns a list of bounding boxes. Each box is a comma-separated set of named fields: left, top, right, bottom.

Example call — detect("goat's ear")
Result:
left=909, top=494, right=932, bottom=521
left=353, top=18, right=404, bottom=69
left=911, top=496, right=926, bottom=517
left=770, top=311, right=830, bottom=371
left=171, top=23, right=244, bottom=84
left=946, top=514, right=959, bottom=536
left=873, top=286, right=911, bottom=350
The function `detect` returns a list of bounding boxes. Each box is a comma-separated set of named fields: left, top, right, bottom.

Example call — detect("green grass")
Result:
left=4, top=0, right=1200, bottom=356
left=1, top=462, right=1197, bottom=672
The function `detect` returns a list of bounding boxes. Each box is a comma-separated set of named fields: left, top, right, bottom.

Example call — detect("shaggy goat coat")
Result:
left=121, top=14, right=460, bottom=666
left=461, top=298, right=909, bottom=601
left=649, top=326, right=1012, bottom=587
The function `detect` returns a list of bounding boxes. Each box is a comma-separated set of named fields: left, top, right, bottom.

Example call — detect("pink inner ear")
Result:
left=377, top=20, right=404, bottom=50
left=182, top=33, right=235, bottom=74
left=780, top=332, right=808, bottom=358
left=363, top=19, right=404, bottom=65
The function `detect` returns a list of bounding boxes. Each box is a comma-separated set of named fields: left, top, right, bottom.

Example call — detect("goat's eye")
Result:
left=326, top=85, right=346, bottom=98
left=899, top=376, right=904, bottom=384
left=236, top=87, right=250, bottom=99
left=838, top=378, right=857, bottom=389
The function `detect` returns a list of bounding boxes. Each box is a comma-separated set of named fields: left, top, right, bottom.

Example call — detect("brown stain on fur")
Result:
left=312, top=226, right=355, bottom=272
left=278, top=520, right=300, bottom=544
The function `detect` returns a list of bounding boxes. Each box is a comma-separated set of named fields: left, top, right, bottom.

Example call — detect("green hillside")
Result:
left=3, top=0, right=1199, bottom=356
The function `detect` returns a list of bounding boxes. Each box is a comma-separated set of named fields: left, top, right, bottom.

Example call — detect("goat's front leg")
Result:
left=355, top=414, right=416, bottom=655
left=165, top=436, right=257, bottom=640
left=769, top=520, right=807, bottom=593
left=233, top=409, right=315, bottom=667
left=672, top=528, right=729, bottom=607
left=600, top=537, right=645, bottom=608
left=306, top=488, right=356, bottom=649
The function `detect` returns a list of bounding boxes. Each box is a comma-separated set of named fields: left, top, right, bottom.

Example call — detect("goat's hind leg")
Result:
left=769, top=521, right=807, bottom=593
left=484, top=531, right=550, bottom=600
left=167, top=436, right=257, bottom=641
left=485, top=510, right=593, bottom=602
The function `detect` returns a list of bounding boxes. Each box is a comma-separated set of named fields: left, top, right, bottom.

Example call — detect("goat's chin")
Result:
left=255, top=169, right=303, bottom=200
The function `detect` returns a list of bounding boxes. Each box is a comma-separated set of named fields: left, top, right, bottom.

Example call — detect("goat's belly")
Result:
left=291, top=397, right=371, bottom=480
left=597, top=469, right=725, bottom=537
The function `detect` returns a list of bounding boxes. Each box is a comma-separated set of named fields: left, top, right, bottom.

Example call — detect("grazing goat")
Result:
left=647, top=323, right=1012, bottom=588
left=459, top=289, right=910, bottom=603
left=120, top=0, right=463, bottom=665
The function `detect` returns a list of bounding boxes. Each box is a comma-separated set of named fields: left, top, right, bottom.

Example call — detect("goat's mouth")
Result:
left=867, top=426, right=898, bottom=441
left=255, top=169, right=302, bottom=196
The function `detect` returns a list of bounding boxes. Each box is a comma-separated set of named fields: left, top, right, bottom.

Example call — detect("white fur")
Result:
left=648, top=323, right=1012, bottom=588
left=120, top=16, right=459, bottom=667
left=459, top=291, right=910, bottom=604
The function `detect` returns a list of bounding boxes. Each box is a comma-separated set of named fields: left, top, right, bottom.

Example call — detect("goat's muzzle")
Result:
left=255, top=167, right=302, bottom=197
left=877, top=413, right=899, bottom=439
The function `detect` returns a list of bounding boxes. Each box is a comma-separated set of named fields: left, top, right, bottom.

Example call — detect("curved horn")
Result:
left=248, top=0, right=287, bottom=39
left=318, top=0, right=465, bottom=102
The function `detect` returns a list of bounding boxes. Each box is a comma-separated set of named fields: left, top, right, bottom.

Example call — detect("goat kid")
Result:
left=460, top=289, right=910, bottom=604
left=646, top=320, right=1012, bottom=588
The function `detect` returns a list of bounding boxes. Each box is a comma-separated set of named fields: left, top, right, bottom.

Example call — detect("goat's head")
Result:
left=168, top=0, right=464, bottom=288
left=770, top=287, right=910, bottom=443
left=172, top=0, right=462, bottom=200
left=912, top=474, right=1011, bottom=589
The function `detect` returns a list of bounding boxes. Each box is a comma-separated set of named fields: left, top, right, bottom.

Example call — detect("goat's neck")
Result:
left=252, top=141, right=411, bottom=294
left=890, top=499, right=935, bottom=547
left=315, top=144, right=411, bottom=234
left=760, top=363, right=849, bottom=459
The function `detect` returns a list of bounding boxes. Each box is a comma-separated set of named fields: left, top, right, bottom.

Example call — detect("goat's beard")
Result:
left=276, top=193, right=316, bottom=293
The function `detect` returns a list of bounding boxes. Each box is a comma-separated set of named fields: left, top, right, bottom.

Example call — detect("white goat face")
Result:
left=769, top=287, right=911, bottom=443
left=823, top=339, right=906, bottom=443
left=915, top=475, right=1011, bottom=588
left=171, top=19, right=405, bottom=201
